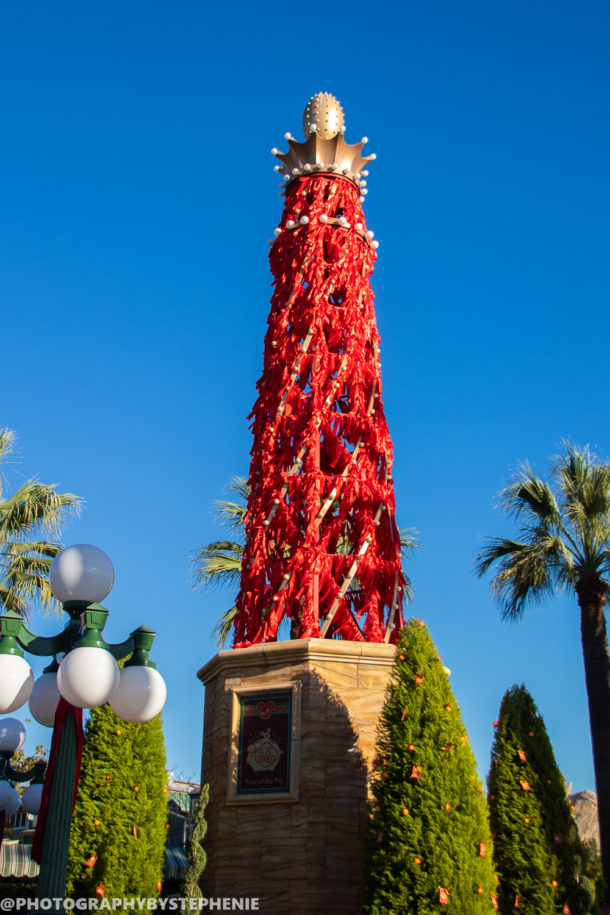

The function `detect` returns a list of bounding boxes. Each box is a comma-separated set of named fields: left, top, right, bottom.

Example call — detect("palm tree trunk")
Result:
left=577, top=581, right=610, bottom=903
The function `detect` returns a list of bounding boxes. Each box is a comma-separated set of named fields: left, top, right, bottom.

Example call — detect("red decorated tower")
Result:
left=234, top=93, right=406, bottom=647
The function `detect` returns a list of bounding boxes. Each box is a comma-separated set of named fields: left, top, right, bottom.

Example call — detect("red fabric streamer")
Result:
left=234, top=174, right=406, bottom=645
left=31, top=698, right=84, bottom=863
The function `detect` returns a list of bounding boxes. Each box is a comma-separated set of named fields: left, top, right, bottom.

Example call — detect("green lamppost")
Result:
left=0, top=544, right=167, bottom=909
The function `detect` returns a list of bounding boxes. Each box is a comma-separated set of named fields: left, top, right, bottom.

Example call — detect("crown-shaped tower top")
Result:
left=273, top=92, right=375, bottom=191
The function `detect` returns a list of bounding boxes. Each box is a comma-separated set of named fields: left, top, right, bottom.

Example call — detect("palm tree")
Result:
left=191, top=477, right=248, bottom=648
left=192, top=476, right=417, bottom=647
left=475, top=443, right=610, bottom=902
left=0, top=428, right=82, bottom=616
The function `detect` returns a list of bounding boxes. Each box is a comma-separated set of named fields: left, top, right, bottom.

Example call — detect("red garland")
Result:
left=31, top=698, right=84, bottom=863
left=234, top=174, right=406, bottom=645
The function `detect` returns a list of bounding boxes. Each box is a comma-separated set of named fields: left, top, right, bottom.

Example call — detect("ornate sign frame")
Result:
left=227, top=681, right=301, bottom=804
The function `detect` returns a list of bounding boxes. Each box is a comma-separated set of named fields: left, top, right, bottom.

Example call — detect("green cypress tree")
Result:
left=65, top=702, right=167, bottom=900
left=488, top=685, right=597, bottom=914
left=364, top=619, right=496, bottom=913
left=182, top=784, right=209, bottom=898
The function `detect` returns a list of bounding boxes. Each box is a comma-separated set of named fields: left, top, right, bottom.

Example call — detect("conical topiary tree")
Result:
left=182, top=784, right=209, bottom=898
left=364, top=618, right=497, bottom=913
left=65, top=702, right=167, bottom=899
left=488, top=685, right=598, bottom=914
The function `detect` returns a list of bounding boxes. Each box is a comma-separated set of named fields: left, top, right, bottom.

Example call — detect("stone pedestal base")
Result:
left=197, top=639, right=395, bottom=915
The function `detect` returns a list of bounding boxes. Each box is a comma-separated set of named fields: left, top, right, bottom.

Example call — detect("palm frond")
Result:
left=480, top=444, right=610, bottom=620
left=212, top=605, right=238, bottom=648
left=0, top=482, right=82, bottom=541
left=213, top=477, right=250, bottom=535
left=556, top=444, right=610, bottom=534
left=0, top=541, right=67, bottom=616
left=0, top=431, right=82, bottom=618
left=191, top=541, right=244, bottom=590
left=0, top=429, right=17, bottom=499
left=475, top=536, right=562, bottom=620
left=400, top=572, right=415, bottom=604
left=398, top=528, right=419, bottom=604
left=214, top=500, right=248, bottom=534
left=0, top=429, right=16, bottom=461
left=500, top=463, right=560, bottom=525
left=0, top=580, right=28, bottom=614
left=399, top=528, right=420, bottom=558
left=2, top=540, right=64, bottom=559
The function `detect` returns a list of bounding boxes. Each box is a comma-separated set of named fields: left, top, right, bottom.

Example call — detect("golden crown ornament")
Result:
left=272, top=92, right=375, bottom=192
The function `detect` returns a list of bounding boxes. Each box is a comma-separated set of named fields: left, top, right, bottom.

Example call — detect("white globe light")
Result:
left=0, top=781, right=21, bottom=817
left=0, top=655, right=34, bottom=714
left=21, top=783, right=44, bottom=815
left=109, top=666, right=167, bottom=724
left=0, top=717, right=26, bottom=754
left=49, top=545, right=114, bottom=604
left=29, top=672, right=61, bottom=727
left=57, top=647, right=119, bottom=709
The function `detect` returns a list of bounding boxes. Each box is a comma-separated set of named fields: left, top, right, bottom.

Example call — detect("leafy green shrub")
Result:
left=66, top=702, right=167, bottom=899
left=364, top=619, right=496, bottom=912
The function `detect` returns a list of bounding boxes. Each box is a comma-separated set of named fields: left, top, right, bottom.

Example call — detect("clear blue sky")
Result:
left=2, top=1, right=609, bottom=790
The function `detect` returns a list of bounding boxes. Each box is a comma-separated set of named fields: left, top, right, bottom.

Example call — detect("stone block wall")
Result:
left=197, top=639, right=395, bottom=914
